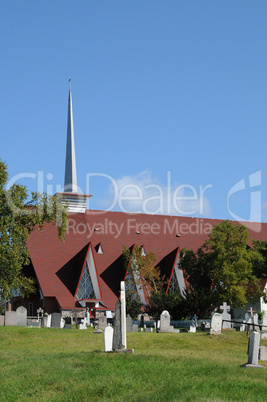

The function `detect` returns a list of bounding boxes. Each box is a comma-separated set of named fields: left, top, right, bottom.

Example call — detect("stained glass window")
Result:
left=76, top=262, right=96, bottom=300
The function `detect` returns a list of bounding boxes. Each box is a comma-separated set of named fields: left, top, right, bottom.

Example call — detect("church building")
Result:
left=11, top=83, right=267, bottom=319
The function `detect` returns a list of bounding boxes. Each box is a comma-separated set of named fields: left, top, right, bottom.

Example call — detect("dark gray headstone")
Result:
left=16, top=306, right=27, bottom=327
left=51, top=312, right=61, bottom=328
left=113, top=301, right=122, bottom=350
left=28, top=320, right=40, bottom=327
left=126, top=315, right=133, bottom=332
left=5, top=311, right=17, bottom=326
left=64, top=324, right=72, bottom=329
left=98, top=315, right=107, bottom=330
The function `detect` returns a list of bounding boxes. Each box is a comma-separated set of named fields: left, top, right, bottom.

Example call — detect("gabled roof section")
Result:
left=56, top=243, right=89, bottom=296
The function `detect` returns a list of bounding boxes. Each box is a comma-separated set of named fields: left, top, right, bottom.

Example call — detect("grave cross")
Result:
left=220, top=302, right=230, bottom=314
left=246, top=307, right=257, bottom=335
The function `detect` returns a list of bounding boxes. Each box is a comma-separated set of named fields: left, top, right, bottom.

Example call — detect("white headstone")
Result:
left=120, top=281, right=127, bottom=348
left=47, top=314, right=51, bottom=328
left=79, top=318, right=87, bottom=330
left=160, top=310, right=174, bottom=332
left=210, top=313, right=222, bottom=335
left=104, top=325, right=114, bottom=352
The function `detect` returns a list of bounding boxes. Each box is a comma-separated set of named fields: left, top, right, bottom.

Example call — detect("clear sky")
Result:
left=1, top=1, right=267, bottom=223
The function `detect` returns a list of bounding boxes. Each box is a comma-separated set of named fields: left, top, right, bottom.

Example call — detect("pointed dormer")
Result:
left=57, top=79, right=91, bottom=213
left=64, top=78, right=77, bottom=193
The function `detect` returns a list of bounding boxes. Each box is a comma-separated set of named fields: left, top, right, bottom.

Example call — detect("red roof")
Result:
left=26, top=210, right=267, bottom=311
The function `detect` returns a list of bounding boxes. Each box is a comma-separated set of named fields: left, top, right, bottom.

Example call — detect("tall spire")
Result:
left=64, top=77, right=78, bottom=193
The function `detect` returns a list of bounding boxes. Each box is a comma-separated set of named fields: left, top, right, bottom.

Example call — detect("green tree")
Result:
left=0, top=160, right=68, bottom=300
left=252, top=240, right=267, bottom=278
left=147, top=291, right=186, bottom=321
left=179, top=220, right=263, bottom=314
left=123, top=244, right=164, bottom=298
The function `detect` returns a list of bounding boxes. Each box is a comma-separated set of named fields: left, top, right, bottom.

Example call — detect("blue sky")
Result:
left=1, top=1, right=267, bottom=222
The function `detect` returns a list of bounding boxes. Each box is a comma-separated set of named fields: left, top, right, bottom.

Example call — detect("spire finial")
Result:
left=69, top=76, right=71, bottom=90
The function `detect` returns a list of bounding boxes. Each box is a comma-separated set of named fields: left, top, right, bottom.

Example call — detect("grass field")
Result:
left=0, top=326, right=267, bottom=401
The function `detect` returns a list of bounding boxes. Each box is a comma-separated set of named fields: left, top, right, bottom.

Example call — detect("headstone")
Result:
left=259, top=346, right=267, bottom=361
left=104, top=325, right=114, bottom=352
left=47, top=314, right=51, bottom=328
left=120, top=281, right=127, bottom=348
left=28, top=320, right=40, bottom=327
left=0, top=316, right=5, bottom=326
left=132, top=324, right=138, bottom=332
left=241, top=331, right=264, bottom=368
left=189, top=326, right=196, bottom=333
left=160, top=310, right=174, bottom=333
left=5, top=311, right=17, bottom=326
left=16, top=306, right=27, bottom=327
left=64, top=324, right=72, bottom=329
left=220, top=302, right=231, bottom=330
left=79, top=318, right=87, bottom=330
left=94, top=329, right=103, bottom=334
left=113, top=300, right=123, bottom=350
left=261, top=315, right=267, bottom=339
left=210, top=313, right=222, bottom=335
left=98, top=315, right=107, bottom=330
left=145, top=327, right=153, bottom=332
left=51, top=312, right=61, bottom=328
left=126, top=315, right=133, bottom=332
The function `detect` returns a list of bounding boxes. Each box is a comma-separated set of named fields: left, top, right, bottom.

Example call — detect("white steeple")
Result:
left=64, top=77, right=78, bottom=193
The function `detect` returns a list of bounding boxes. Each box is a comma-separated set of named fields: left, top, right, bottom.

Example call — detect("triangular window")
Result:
left=95, top=243, right=103, bottom=254
left=169, top=270, right=180, bottom=294
left=76, top=261, right=96, bottom=300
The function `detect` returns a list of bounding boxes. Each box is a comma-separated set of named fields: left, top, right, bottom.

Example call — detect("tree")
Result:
left=123, top=244, right=165, bottom=300
left=0, top=160, right=68, bottom=300
left=179, top=220, right=263, bottom=315
left=252, top=240, right=267, bottom=278
left=146, top=291, right=186, bottom=321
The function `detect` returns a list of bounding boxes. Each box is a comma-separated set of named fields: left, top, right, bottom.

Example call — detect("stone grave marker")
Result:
left=64, top=324, right=72, bottom=329
left=259, top=346, right=267, bottom=361
left=113, top=300, right=122, bottom=350
left=132, top=324, right=138, bottom=332
left=47, top=314, right=51, bottom=328
left=5, top=311, right=17, bottom=326
left=261, top=315, right=267, bottom=339
left=0, top=316, right=5, bottom=326
left=16, top=306, right=27, bottom=327
left=120, top=281, right=127, bottom=349
left=241, top=331, right=265, bottom=368
left=220, top=302, right=231, bottom=330
left=28, top=320, right=40, bottom=327
left=51, top=312, right=61, bottom=328
left=104, top=324, right=114, bottom=352
left=126, top=315, right=133, bottom=332
left=98, top=315, right=107, bottom=330
left=210, top=313, right=222, bottom=335
left=160, top=310, right=174, bottom=333
left=79, top=318, right=87, bottom=330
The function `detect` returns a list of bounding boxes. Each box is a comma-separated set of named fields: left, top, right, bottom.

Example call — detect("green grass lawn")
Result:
left=0, top=327, right=267, bottom=401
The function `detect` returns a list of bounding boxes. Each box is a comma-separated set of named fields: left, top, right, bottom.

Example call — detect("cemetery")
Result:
left=1, top=284, right=267, bottom=400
